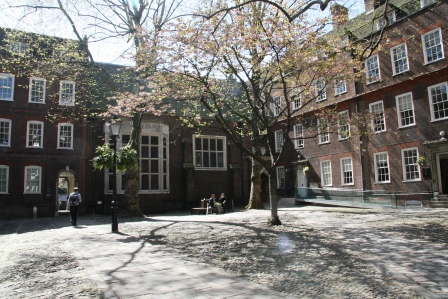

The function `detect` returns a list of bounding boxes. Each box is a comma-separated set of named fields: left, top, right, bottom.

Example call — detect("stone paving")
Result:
left=0, top=205, right=447, bottom=298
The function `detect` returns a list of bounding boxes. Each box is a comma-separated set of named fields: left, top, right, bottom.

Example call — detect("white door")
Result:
left=297, top=167, right=308, bottom=198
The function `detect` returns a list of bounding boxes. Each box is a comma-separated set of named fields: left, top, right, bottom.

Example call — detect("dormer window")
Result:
left=376, top=11, right=396, bottom=30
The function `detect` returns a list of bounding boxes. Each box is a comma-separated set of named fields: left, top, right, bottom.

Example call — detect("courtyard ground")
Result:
left=0, top=204, right=447, bottom=298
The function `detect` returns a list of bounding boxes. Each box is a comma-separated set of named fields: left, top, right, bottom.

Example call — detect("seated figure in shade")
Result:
left=209, top=193, right=223, bottom=214
left=219, top=193, right=230, bottom=213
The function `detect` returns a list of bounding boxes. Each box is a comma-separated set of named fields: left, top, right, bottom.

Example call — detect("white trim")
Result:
left=275, top=130, right=283, bottom=153
left=57, top=123, right=74, bottom=149
left=24, top=166, right=42, bottom=194
left=315, top=78, right=327, bottom=102
left=193, top=134, right=227, bottom=170
left=0, top=118, right=12, bottom=147
left=420, top=0, right=436, bottom=8
left=318, top=119, right=330, bottom=144
left=28, top=77, right=46, bottom=104
left=0, top=165, right=9, bottom=193
left=320, top=160, right=332, bottom=186
left=422, top=27, right=444, bottom=65
left=374, top=152, right=391, bottom=183
left=365, top=54, right=381, bottom=84
left=276, top=166, right=285, bottom=189
left=338, top=111, right=350, bottom=140
left=340, top=157, right=354, bottom=186
left=292, top=88, right=302, bottom=110
left=293, top=124, right=304, bottom=149
left=390, top=43, right=409, bottom=76
left=428, top=82, right=448, bottom=122
left=395, top=92, right=415, bottom=128
left=0, top=73, right=15, bottom=101
left=401, top=147, right=421, bottom=182
left=369, top=100, right=386, bottom=133
left=334, top=79, right=347, bottom=95
left=273, top=96, right=282, bottom=116
left=59, top=80, right=75, bottom=106
left=26, top=121, right=44, bottom=148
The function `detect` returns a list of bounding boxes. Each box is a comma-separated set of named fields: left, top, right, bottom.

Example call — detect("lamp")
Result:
left=108, top=116, right=122, bottom=233
left=65, top=165, right=70, bottom=172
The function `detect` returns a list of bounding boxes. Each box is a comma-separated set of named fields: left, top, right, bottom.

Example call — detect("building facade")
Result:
left=0, top=29, right=250, bottom=218
left=273, top=0, right=448, bottom=206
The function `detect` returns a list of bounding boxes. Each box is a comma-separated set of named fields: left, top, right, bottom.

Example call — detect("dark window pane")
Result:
left=196, top=153, right=202, bottom=166
left=210, top=139, right=216, bottom=150
left=121, top=175, right=127, bottom=191
left=211, top=152, right=216, bottom=167
left=151, top=175, right=159, bottom=190
left=142, top=136, right=149, bottom=144
left=141, top=160, right=149, bottom=173
left=217, top=139, right=223, bottom=151
left=163, top=175, right=167, bottom=189
left=203, top=138, right=208, bottom=150
left=151, top=136, right=158, bottom=145
left=141, top=146, right=149, bottom=158
left=195, top=138, right=201, bottom=150
left=218, top=153, right=224, bottom=167
left=151, top=146, right=158, bottom=158
left=151, top=160, right=159, bottom=173
left=163, top=147, right=166, bottom=159
left=163, top=161, right=167, bottom=173
left=141, top=175, right=149, bottom=190
left=203, top=152, right=209, bottom=167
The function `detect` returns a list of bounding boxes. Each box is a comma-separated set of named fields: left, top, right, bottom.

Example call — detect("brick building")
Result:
left=273, top=0, right=448, bottom=206
left=0, top=30, right=250, bottom=218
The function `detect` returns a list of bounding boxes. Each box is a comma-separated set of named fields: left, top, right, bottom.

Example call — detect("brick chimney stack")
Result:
left=331, top=3, right=349, bottom=30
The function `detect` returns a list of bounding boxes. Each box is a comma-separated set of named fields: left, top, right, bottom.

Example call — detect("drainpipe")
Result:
left=356, top=98, right=365, bottom=202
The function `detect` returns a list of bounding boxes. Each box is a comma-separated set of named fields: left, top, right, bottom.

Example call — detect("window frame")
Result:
left=374, top=152, right=391, bottom=183
left=59, top=80, right=76, bottom=106
left=293, top=124, right=304, bottom=149
left=26, top=121, right=44, bottom=148
left=0, top=73, right=15, bottom=102
left=366, top=55, right=381, bottom=84
left=428, top=82, right=448, bottom=122
left=292, top=88, right=302, bottom=110
left=276, top=166, right=285, bottom=189
left=29, top=77, right=46, bottom=104
left=401, top=148, right=421, bottom=182
left=0, top=165, right=9, bottom=193
left=334, top=78, right=347, bottom=95
left=57, top=123, right=74, bottom=149
left=315, top=78, right=327, bottom=102
left=376, top=11, right=396, bottom=30
left=422, top=28, right=444, bottom=65
left=338, top=111, right=350, bottom=140
left=193, top=135, right=226, bottom=171
left=24, top=166, right=42, bottom=194
left=318, top=118, right=330, bottom=144
left=390, top=43, right=409, bottom=75
left=320, top=160, right=332, bottom=186
left=273, top=96, right=282, bottom=116
left=275, top=130, right=283, bottom=153
left=395, top=92, right=415, bottom=128
left=0, top=118, right=12, bottom=147
left=370, top=100, right=386, bottom=133
left=340, top=157, right=354, bottom=186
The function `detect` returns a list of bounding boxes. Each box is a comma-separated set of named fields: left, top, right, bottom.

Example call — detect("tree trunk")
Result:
left=246, top=158, right=264, bottom=209
left=267, top=172, right=281, bottom=225
left=122, top=167, right=143, bottom=217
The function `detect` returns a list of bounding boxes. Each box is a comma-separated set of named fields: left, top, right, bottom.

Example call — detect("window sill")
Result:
left=398, top=124, right=416, bottom=129
left=366, top=79, right=382, bottom=85
left=403, top=179, right=422, bottom=183
left=334, top=91, right=347, bottom=97
left=0, top=99, right=13, bottom=102
left=26, top=146, right=44, bottom=149
left=28, top=101, right=46, bottom=104
left=374, top=181, right=391, bottom=185
left=57, top=147, right=74, bottom=150
left=392, top=70, right=410, bottom=77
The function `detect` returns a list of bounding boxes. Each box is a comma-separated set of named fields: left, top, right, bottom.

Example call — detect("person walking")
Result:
left=68, top=187, right=82, bottom=226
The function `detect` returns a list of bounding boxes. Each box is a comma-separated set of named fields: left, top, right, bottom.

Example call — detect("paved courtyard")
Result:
left=0, top=205, right=447, bottom=298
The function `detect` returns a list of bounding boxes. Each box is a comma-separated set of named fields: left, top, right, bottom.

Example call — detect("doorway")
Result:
left=296, top=166, right=308, bottom=198
left=438, top=154, right=448, bottom=194
left=57, top=170, right=75, bottom=211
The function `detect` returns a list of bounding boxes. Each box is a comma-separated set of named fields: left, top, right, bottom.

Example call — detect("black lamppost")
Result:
left=108, top=116, right=122, bottom=233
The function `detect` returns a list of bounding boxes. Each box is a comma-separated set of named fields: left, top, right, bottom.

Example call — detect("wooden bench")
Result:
left=405, top=200, right=423, bottom=208
left=191, top=207, right=208, bottom=215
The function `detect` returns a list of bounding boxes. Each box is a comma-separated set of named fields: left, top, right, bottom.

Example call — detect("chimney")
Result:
left=331, top=4, right=349, bottom=30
